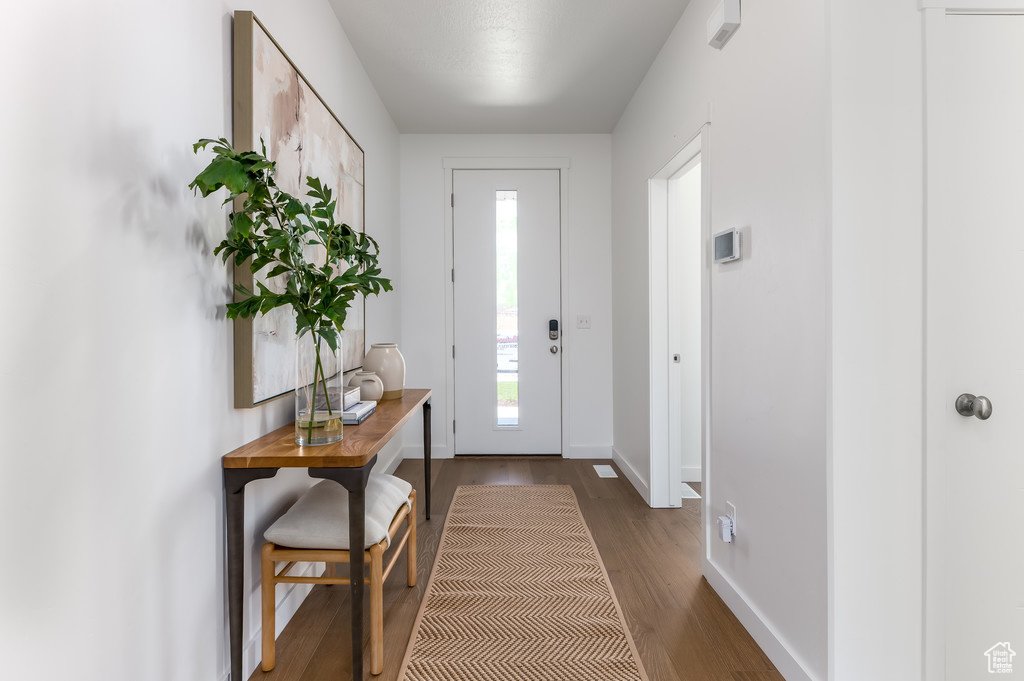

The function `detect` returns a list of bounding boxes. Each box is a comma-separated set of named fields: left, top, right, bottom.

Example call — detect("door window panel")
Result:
left=496, top=190, right=518, bottom=427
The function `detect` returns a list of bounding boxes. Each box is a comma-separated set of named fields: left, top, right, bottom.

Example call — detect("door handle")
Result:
left=550, top=345, right=559, bottom=354
left=955, top=393, right=992, bottom=420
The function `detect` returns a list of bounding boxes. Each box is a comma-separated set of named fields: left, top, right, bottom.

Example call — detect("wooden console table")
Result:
left=223, top=389, right=431, bottom=681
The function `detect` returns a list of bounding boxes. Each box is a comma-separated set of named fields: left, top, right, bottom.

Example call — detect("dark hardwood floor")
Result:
left=249, top=457, right=784, bottom=681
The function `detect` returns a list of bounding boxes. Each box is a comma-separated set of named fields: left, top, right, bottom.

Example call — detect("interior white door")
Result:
left=667, top=156, right=702, bottom=487
left=928, top=14, right=1024, bottom=679
left=453, top=169, right=561, bottom=454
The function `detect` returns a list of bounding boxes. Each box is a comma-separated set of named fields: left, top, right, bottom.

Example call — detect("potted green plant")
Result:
left=189, top=138, right=392, bottom=445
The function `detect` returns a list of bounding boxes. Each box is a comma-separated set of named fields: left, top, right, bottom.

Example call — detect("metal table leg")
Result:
left=310, top=458, right=376, bottom=680
left=423, top=399, right=431, bottom=520
left=224, top=468, right=278, bottom=681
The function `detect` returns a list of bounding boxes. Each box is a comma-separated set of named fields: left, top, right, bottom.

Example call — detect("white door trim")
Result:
left=443, top=158, right=572, bottom=457
left=647, top=124, right=711, bottom=509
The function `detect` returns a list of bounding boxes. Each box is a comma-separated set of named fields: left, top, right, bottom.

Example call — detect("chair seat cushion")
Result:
left=264, top=474, right=413, bottom=550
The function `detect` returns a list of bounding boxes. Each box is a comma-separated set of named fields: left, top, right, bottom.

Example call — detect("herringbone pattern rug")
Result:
left=397, top=485, right=649, bottom=681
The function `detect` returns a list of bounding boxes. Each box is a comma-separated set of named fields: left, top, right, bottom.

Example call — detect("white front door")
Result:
left=927, top=14, right=1024, bottom=679
left=453, top=169, right=562, bottom=455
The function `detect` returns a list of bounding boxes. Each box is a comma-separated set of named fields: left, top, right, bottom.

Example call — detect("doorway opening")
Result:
left=648, top=126, right=710, bottom=509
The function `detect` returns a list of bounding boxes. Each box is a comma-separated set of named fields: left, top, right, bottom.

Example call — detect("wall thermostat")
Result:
left=713, top=228, right=741, bottom=263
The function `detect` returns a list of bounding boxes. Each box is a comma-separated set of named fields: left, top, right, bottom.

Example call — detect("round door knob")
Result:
left=955, top=393, right=992, bottom=420
left=550, top=345, right=559, bottom=354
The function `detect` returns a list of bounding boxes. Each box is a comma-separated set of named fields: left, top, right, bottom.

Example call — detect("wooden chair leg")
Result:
left=369, top=544, right=384, bottom=675
left=260, top=543, right=277, bottom=672
left=258, top=490, right=416, bottom=677
left=407, top=493, right=417, bottom=587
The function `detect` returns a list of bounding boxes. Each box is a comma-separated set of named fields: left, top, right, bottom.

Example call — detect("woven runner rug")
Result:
left=397, top=485, right=649, bottom=681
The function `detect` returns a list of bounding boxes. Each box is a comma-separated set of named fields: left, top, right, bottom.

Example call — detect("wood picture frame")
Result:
left=232, top=10, right=366, bottom=407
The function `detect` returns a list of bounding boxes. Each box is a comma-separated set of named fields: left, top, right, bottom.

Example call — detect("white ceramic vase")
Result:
left=348, top=370, right=384, bottom=402
left=362, top=343, right=405, bottom=400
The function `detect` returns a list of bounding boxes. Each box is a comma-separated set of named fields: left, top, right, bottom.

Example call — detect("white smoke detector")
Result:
left=707, top=0, right=741, bottom=49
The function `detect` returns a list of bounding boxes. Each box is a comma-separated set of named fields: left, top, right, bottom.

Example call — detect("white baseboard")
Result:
left=681, top=466, right=701, bottom=482
left=703, top=558, right=819, bottom=681
left=403, top=444, right=609, bottom=460
left=401, top=443, right=453, bottom=460
left=564, top=444, right=613, bottom=459
left=612, top=448, right=651, bottom=504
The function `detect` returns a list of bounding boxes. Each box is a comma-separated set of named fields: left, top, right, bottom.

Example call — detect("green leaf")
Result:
left=189, top=156, right=252, bottom=197
left=282, top=197, right=305, bottom=220
left=320, top=326, right=340, bottom=352
left=230, top=212, right=254, bottom=237
left=265, top=264, right=291, bottom=279
left=249, top=159, right=275, bottom=173
left=259, top=296, right=280, bottom=314
left=193, top=137, right=229, bottom=154
left=226, top=296, right=261, bottom=319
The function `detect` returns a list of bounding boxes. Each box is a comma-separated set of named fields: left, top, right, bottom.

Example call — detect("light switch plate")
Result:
left=577, top=314, right=592, bottom=330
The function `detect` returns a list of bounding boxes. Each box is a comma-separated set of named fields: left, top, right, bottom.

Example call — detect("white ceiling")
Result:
left=327, top=0, right=692, bottom=133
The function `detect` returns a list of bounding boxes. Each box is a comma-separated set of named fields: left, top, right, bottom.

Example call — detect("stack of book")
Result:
left=342, top=400, right=377, bottom=425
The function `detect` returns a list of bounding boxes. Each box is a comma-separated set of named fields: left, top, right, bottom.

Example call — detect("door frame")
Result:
left=443, top=158, right=571, bottom=456
left=647, top=124, right=711, bottom=509
left=922, top=5, right=1024, bottom=679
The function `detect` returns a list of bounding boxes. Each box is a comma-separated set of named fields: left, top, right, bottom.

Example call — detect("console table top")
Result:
left=222, top=388, right=431, bottom=469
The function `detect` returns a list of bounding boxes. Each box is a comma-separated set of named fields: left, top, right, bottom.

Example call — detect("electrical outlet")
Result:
left=576, top=314, right=592, bottom=330
left=726, top=501, right=737, bottom=536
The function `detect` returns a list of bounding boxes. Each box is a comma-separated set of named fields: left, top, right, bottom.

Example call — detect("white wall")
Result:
left=398, top=135, right=613, bottom=460
left=829, top=2, right=924, bottom=680
left=0, top=2, right=400, bottom=680
left=612, top=1, right=829, bottom=679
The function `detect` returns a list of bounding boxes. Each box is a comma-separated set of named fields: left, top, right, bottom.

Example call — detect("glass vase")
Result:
left=295, top=329, right=344, bottom=446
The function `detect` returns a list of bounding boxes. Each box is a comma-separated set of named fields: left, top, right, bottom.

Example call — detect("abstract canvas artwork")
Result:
left=232, top=11, right=365, bottom=406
